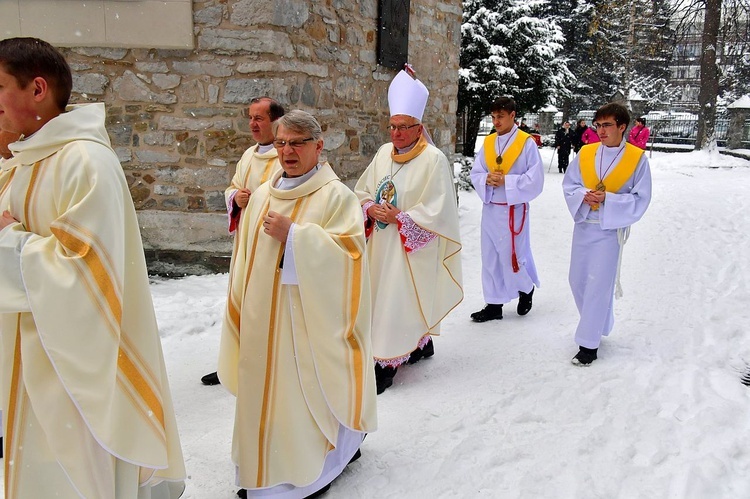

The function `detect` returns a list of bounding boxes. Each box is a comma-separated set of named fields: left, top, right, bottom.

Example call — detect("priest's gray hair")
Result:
left=273, top=110, right=323, bottom=140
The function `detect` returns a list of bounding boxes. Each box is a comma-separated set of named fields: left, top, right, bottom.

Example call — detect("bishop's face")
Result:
left=389, top=114, right=422, bottom=150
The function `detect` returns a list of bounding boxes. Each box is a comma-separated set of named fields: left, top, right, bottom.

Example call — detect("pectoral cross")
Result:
left=595, top=181, right=606, bottom=192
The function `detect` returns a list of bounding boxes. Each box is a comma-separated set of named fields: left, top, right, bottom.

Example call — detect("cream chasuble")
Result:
left=354, top=142, right=463, bottom=360
left=226, top=145, right=281, bottom=233
left=0, top=104, right=185, bottom=498
left=218, top=164, right=377, bottom=490
left=225, top=145, right=281, bottom=206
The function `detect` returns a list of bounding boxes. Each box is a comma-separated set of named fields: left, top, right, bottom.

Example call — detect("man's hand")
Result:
left=0, top=210, right=18, bottom=231
left=383, top=202, right=401, bottom=224
left=486, top=171, right=505, bottom=187
left=367, top=203, right=387, bottom=223
left=263, top=211, right=292, bottom=242
left=235, top=188, right=251, bottom=209
left=583, top=190, right=605, bottom=207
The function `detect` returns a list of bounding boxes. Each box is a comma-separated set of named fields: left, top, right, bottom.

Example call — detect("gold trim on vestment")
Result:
left=340, top=236, right=364, bottom=424
left=117, top=347, right=166, bottom=431
left=391, top=135, right=428, bottom=163
left=483, top=130, right=531, bottom=173
left=6, top=318, right=24, bottom=499
left=23, top=161, right=42, bottom=233
left=0, top=167, right=15, bottom=198
left=257, top=197, right=305, bottom=487
left=259, top=158, right=276, bottom=185
left=51, top=225, right=123, bottom=324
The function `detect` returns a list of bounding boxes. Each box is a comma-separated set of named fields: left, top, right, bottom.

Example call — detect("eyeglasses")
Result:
left=593, top=122, right=617, bottom=129
left=273, top=137, right=315, bottom=149
left=388, top=124, right=420, bottom=132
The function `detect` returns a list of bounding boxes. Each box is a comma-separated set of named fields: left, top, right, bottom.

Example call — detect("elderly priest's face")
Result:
left=274, top=123, right=323, bottom=177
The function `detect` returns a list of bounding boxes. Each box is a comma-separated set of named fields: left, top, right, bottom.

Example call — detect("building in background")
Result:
left=0, top=0, right=461, bottom=274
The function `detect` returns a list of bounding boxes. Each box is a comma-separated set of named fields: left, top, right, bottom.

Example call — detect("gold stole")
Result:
left=579, top=142, right=643, bottom=210
left=483, top=131, right=530, bottom=173
left=392, top=134, right=429, bottom=163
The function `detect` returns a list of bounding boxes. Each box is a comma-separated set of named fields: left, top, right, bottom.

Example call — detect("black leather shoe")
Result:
left=517, top=287, right=534, bottom=316
left=305, top=483, right=331, bottom=498
left=348, top=449, right=362, bottom=464
left=237, top=489, right=246, bottom=499
left=375, top=364, right=397, bottom=394
left=571, top=346, right=598, bottom=366
left=408, top=338, right=434, bottom=364
left=470, top=304, right=503, bottom=322
left=201, top=371, right=220, bottom=385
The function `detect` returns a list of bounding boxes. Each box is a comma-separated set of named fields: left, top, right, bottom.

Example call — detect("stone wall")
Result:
left=59, top=0, right=461, bottom=275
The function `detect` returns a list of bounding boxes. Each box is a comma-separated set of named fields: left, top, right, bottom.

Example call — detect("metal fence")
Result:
left=649, top=117, right=750, bottom=147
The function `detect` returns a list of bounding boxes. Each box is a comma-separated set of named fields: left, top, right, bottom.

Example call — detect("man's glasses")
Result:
left=273, top=137, right=315, bottom=149
left=388, top=124, right=420, bottom=132
left=593, top=122, right=617, bottom=129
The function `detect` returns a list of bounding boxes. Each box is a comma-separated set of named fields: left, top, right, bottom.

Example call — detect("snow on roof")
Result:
left=728, top=95, right=750, bottom=109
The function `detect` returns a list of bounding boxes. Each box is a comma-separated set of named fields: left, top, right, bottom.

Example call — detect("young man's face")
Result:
left=0, top=67, right=38, bottom=137
left=248, top=100, right=275, bottom=145
left=491, top=110, right=515, bottom=135
left=595, top=115, right=627, bottom=147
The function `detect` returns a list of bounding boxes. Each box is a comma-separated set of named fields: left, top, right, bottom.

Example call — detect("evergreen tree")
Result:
left=458, top=0, right=573, bottom=154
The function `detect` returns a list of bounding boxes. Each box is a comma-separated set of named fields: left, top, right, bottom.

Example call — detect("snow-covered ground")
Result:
left=6, top=147, right=750, bottom=498
left=156, top=147, right=750, bottom=498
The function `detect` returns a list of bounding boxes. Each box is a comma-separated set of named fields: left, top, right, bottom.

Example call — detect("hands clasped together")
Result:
left=367, top=202, right=401, bottom=225
left=583, top=190, right=605, bottom=207
left=486, top=171, right=506, bottom=188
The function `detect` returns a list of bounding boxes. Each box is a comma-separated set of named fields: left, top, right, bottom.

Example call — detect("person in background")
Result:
left=572, top=119, right=588, bottom=153
left=554, top=120, right=574, bottom=173
left=469, top=97, right=543, bottom=325
left=562, top=103, right=652, bottom=366
left=519, top=118, right=531, bottom=133
left=627, top=116, right=650, bottom=150
left=201, top=96, right=285, bottom=387
left=0, top=37, right=185, bottom=498
left=582, top=122, right=601, bottom=146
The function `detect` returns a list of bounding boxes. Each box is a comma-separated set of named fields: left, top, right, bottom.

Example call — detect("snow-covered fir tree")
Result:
left=458, top=0, right=573, bottom=154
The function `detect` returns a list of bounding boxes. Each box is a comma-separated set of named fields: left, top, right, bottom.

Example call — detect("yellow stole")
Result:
left=483, top=130, right=531, bottom=173
left=579, top=142, right=643, bottom=210
left=392, top=134, right=429, bottom=163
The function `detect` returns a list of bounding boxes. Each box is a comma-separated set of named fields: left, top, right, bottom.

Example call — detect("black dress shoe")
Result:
left=201, top=371, right=220, bottom=385
left=375, top=364, right=397, bottom=394
left=348, top=449, right=362, bottom=464
left=517, top=287, right=534, bottom=316
left=571, top=346, right=598, bottom=366
left=304, top=483, right=331, bottom=499
left=470, top=304, right=503, bottom=322
left=237, top=489, right=246, bottom=499
left=407, top=337, right=434, bottom=364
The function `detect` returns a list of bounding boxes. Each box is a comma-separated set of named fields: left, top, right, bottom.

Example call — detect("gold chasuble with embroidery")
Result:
left=218, top=164, right=377, bottom=489
left=0, top=104, right=185, bottom=498
left=483, top=130, right=530, bottom=173
left=354, top=142, right=463, bottom=360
